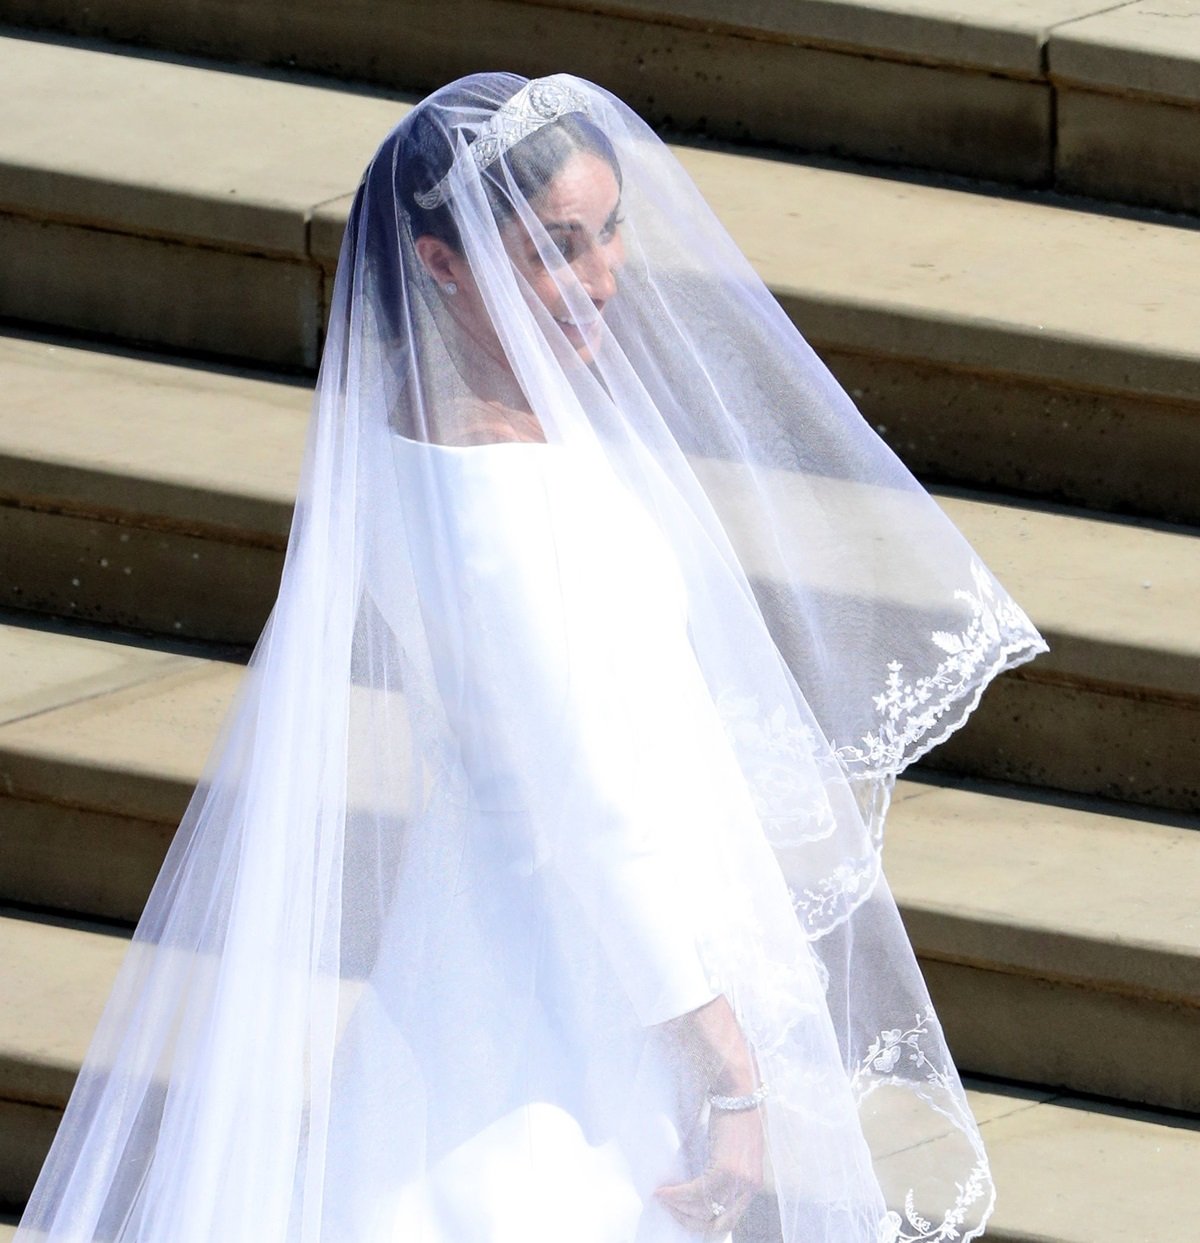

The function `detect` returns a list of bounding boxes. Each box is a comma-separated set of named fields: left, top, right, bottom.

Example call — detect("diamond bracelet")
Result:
left=707, top=1083, right=769, bottom=1112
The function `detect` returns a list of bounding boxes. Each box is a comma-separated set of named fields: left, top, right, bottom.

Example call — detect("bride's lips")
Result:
left=554, top=310, right=603, bottom=349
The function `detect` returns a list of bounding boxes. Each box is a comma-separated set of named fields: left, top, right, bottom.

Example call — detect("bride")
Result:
left=17, top=74, right=1045, bottom=1243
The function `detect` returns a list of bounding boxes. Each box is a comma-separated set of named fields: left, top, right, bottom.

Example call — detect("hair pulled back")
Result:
left=396, top=76, right=622, bottom=253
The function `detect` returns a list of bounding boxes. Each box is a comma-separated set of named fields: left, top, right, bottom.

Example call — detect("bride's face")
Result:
left=416, top=150, right=625, bottom=368
left=500, top=150, right=625, bottom=363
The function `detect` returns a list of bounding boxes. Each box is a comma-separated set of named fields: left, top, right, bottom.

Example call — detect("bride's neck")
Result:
left=442, top=309, right=546, bottom=443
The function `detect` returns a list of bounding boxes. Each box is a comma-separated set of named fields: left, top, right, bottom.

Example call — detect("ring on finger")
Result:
left=709, top=1201, right=726, bottom=1219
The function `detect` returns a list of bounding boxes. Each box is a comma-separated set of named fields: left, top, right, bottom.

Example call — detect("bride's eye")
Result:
left=599, top=213, right=625, bottom=243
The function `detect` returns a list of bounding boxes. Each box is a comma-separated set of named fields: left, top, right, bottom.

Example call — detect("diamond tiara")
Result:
left=413, top=77, right=592, bottom=211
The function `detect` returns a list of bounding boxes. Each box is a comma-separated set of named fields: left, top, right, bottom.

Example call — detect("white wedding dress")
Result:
left=322, top=436, right=838, bottom=1241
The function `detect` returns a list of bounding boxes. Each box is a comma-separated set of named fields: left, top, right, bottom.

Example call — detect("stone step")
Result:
left=3, top=337, right=1197, bottom=808
left=885, top=777, right=1200, bottom=1113
left=3, top=37, right=1200, bottom=520
left=1, top=1, right=1197, bottom=214
left=0, top=624, right=239, bottom=925
left=1, top=907, right=1197, bottom=1231
left=0, top=335, right=307, bottom=640
left=1, top=620, right=1196, bottom=1105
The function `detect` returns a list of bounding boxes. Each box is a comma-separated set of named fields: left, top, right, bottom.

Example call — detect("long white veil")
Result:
left=18, top=73, right=1045, bottom=1243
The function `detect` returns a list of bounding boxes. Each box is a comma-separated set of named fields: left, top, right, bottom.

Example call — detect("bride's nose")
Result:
left=578, top=241, right=618, bottom=304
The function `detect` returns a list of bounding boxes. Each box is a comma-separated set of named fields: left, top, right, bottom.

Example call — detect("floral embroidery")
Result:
left=855, top=1011, right=993, bottom=1242
left=877, top=1211, right=904, bottom=1243
left=715, top=690, right=837, bottom=844
left=836, top=561, right=1043, bottom=776
left=787, top=851, right=879, bottom=935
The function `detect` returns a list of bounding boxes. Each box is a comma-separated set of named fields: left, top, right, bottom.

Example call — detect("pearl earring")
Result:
left=443, top=282, right=459, bottom=296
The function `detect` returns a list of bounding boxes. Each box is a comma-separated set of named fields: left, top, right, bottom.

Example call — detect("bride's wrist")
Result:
left=707, top=1081, right=769, bottom=1112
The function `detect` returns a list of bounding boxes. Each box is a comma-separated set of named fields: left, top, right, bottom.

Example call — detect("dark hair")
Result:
left=396, top=82, right=622, bottom=253
left=346, top=78, right=622, bottom=354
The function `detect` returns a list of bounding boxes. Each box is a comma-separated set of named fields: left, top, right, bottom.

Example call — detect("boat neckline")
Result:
left=392, top=435, right=559, bottom=453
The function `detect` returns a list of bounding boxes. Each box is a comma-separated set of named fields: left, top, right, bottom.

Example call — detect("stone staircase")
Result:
left=1, top=3, right=1198, bottom=1240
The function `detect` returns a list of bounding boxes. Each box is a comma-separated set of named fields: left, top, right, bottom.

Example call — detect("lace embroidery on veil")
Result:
left=835, top=560, right=1043, bottom=778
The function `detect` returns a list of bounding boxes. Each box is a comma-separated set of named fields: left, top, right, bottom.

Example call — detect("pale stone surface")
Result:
left=887, top=782, right=1200, bottom=999
left=554, top=0, right=1122, bottom=72
left=0, top=655, right=243, bottom=822
left=0, top=0, right=1130, bottom=79
left=928, top=666, right=1200, bottom=811
left=976, top=1087, right=1200, bottom=1242
left=823, top=349, right=1200, bottom=525
left=0, top=623, right=186, bottom=728
left=1057, top=86, right=1200, bottom=215
left=0, top=35, right=403, bottom=254
left=1, top=796, right=172, bottom=923
left=0, top=215, right=323, bottom=369
left=0, top=916, right=126, bottom=1108
left=923, top=958, right=1200, bottom=1110
left=939, top=495, right=1200, bottom=697
left=0, top=7, right=1052, bottom=188
left=720, top=463, right=1200, bottom=699
left=888, top=780, right=1200, bottom=1105
left=5, top=337, right=1198, bottom=689
left=670, top=145, right=1200, bottom=405
left=1050, top=0, right=1200, bottom=101
left=1, top=502, right=285, bottom=645
left=3, top=35, right=1197, bottom=389
left=0, top=335, right=306, bottom=535
left=0, top=1098, right=58, bottom=1211
left=310, top=193, right=357, bottom=268
left=2, top=2, right=1193, bottom=215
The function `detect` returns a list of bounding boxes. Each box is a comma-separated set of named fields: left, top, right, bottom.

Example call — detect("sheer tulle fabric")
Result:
left=18, top=73, right=1045, bottom=1243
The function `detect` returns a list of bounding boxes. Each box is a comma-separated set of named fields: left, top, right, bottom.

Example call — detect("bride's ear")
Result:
left=414, top=235, right=463, bottom=289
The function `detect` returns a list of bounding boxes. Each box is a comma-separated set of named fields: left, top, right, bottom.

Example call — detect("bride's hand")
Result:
left=654, top=1107, right=764, bottom=1236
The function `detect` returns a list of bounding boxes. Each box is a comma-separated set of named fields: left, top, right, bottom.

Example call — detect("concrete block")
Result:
left=0, top=215, right=323, bottom=369
left=310, top=194, right=355, bottom=270
left=0, top=503, right=283, bottom=646
left=1050, top=0, right=1200, bottom=104
left=0, top=34, right=401, bottom=255
left=0, top=334, right=307, bottom=537
left=0, top=797, right=170, bottom=923
left=888, top=781, right=1200, bottom=1002
left=926, top=670, right=1200, bottom=811
left=0, top=620, right=186, bottom=728
left=822, top=349, right=1200, bottom=524
left=0, top=918, right=125, bottom=1111
left=6, top=3, right=1198, bottom=216
left=1057, top=86, right=1200, bottom=216
left=514, top=22, right=1053, bottom=185
left=0, top=6, right=1051, bottom=183
left=921, top=959, right=1200, bottom=1111
left=938, top=496, right=1200, bottom=700
left=977, top=1089, right=1200, bottom=1243
left=0, top=0, right=1119, bottom=77
left=550, top=0, right=1118, bottom=73
left=886, top=779, right=1200, bottom=1106
left=0, top=1098, right=58, bottom=1210
left=0, top=659, right=243, bottom=824
left=670, top=145, right=1200, bottom=407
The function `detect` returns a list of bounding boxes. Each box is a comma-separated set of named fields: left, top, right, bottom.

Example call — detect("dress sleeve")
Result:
left=412, top=445, right=748, bottom=1027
